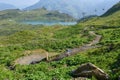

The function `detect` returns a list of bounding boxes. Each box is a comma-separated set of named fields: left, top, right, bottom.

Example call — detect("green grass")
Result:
left=79, top=10, right=120, bottom=27
left=0, top=21, right=119, bottom=79
left=0, top=8, right=76, bottom=21
left=97, top=28, right=120, bottom=45
left=0, top=3, right=120, bottom=79
left=102, top=2, right=120, bottom=16
left=0, top=21, right=91, bottom=52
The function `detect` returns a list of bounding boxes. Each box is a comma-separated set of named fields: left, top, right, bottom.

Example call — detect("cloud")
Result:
left=0, top=0, right=39, bottom=8
left=0, top=0, right=120, bottom=9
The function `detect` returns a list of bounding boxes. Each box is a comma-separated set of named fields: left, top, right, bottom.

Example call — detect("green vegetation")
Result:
left=102, top=2, right=120, bottom=16
left=79, top=10, right=120, bottom=27
left=0, top=2, right=120, bottom=80
left=0, top=19, right=92, bottom=79
left=0, top=21, right=90, bottom=52
left=0, top=8, right=76, bottom=21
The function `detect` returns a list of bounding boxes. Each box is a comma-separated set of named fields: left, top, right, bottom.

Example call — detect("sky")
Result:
left=0, top=0, right=119, bottom=9
left=0, top=0, right=39, bottom=9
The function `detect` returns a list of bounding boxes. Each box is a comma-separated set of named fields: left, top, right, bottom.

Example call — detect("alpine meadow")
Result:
left=0, top=0, right=120, bottom=80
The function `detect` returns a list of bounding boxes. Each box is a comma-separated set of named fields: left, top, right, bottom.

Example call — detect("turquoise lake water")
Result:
left=21, top=21, right=77, bottom=26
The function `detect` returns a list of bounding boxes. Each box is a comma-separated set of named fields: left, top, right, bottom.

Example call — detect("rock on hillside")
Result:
left=71, top=63, right=109, bottom=80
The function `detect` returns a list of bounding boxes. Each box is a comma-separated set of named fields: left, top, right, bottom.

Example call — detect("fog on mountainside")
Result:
left=25, top=0, right=120, bottom=18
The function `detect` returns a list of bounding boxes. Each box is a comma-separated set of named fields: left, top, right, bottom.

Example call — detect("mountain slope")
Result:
left=0, top=3, right=16, bottom=11
left=102, top=2, right=120, bottom=16
left=79, top=2, right=120, bottom=27
left=0, top=9, right=20, bottom=20
left=0, top=8, right=75, bottom=21
left=0, top=9, right=120, bottom=79
left=25, top=0, right=81, bottom=18
left=1, top=1, right=120, bottom=80
left=25, top=0, right=120, bottom=18
left=79, top=11, right=120, bottom=27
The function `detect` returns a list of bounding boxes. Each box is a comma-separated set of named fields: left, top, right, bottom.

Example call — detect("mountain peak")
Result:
left=24, top=0, right=120, bottom=18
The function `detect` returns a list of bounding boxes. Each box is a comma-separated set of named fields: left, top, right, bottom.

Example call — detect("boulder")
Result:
left=71, top=63, right=109, bottom=80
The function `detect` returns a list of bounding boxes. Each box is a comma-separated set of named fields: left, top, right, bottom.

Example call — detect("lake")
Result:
left=20, top=21, right=77, bottom=26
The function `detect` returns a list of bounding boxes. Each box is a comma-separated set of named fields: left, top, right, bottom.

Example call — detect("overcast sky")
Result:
left=0, top=0, right=119, bottom=9
left=0, top=0, right=39, bottom=8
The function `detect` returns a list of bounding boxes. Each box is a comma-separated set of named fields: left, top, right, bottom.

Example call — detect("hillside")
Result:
left=0, top=3, right=16, bottom=11
left=80, top=11, right=120, bottom=27
left=0, top=9, right=20, bottom=20
left=102, top=2, right=120, bottom=16
left=25, top=0, right=120, bottom=18
left=0, top=1, right=120, bottom=80
left=0, top=8, right=75, bottom=21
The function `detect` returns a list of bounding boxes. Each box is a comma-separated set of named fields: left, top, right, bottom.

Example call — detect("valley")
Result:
left=0, top=8, right=75, bottom=22
left=0, top=1, right=120, bottom=80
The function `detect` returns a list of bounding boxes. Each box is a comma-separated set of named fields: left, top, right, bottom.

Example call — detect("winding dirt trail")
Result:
left=50, top=31, right=102, bottom=61
left=13, top=31, right=102, bottom=65
left=14, top=54, right=47, bottom=65
left=14, top=50, right=56, bottom=65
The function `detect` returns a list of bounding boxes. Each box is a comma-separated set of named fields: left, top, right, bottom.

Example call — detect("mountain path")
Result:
left=13, top=30, right=102, bottom=65
left=50, top=31, right=102, bottom=61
